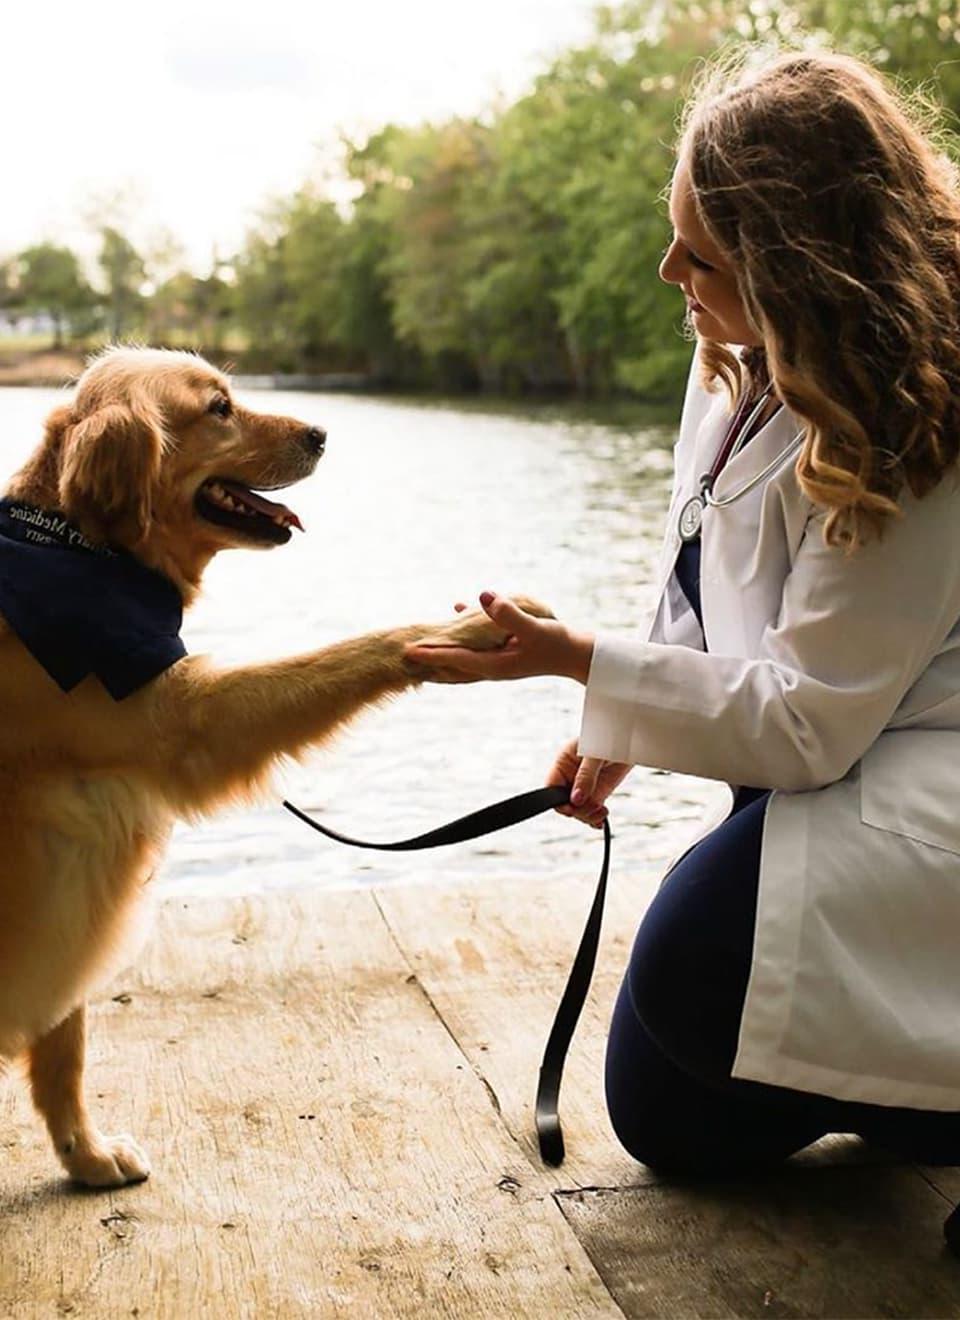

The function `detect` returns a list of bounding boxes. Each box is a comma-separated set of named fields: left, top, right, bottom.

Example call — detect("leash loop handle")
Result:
left=282, top=785, right=610, bottom=1167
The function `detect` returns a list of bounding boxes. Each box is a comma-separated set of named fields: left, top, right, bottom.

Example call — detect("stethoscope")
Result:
left=677, top=385, right=805, bottom=542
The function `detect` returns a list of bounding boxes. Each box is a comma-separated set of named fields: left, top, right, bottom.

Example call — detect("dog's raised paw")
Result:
left=416, top=594, right=557, bottom=652
left=509, top=594, right=555, bottom=621
left=64, top=1132, right=151, bottom=1188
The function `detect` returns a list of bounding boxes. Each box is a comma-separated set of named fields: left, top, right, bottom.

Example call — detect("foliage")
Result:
left=2, top=0, right=958, bottom=395
left=147, top=268, right=235, bottom=352
left=98, top=227, right=146, bottom=341
left=11, top=244, right=97, bottom=348
left=227, top=0, right=958, bottom=398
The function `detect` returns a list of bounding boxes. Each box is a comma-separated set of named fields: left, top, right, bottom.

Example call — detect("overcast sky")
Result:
left=5, top=0, right=599, bottom=273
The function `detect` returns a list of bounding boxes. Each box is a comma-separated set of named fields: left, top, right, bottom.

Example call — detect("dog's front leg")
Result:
left=156, top=626, right=431, bottom=812
left=29, top=1003, right=150, bottom=1188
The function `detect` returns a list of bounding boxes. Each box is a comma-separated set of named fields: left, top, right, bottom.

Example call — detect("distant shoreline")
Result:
left=0, top=350, right=682, bottom=426
left=0, top=351, right=379, bottom=392
left=0, top=349, right=83, bottom=388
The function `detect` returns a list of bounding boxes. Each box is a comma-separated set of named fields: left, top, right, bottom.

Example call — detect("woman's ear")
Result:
left=58, top=392, right=167, bottom=540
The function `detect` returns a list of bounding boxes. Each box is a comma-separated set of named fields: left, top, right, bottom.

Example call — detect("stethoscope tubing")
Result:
left=697, top=385, right=804, bottom=507
left=702, top=428, right=805, bottom=508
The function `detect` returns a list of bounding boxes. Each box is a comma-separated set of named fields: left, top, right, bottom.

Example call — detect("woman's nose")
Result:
left=659, top=238, right=682, bottom=286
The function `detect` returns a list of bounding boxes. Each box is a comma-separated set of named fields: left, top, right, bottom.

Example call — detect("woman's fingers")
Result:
left=422, top=669, right=482, bottom=684
left=544, top=740, right=609, bottom=826
left=406, top=641, right=522, bottom=676
left=407, top=591, right=560, bottom=681
left=478, top=590, right=541, bottom=636
left=570, top=756, right=605, bottom=808
left=558, top=802, right=609, bottom=827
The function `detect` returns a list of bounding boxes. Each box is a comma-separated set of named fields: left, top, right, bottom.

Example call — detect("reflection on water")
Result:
left=0, top=386, right=727, bottom=899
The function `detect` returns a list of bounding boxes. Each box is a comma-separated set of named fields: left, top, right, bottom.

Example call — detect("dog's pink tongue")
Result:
left=220, top=479, right=304, bottom=531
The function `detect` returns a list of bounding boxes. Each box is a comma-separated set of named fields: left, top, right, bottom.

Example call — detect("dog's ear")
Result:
left=58, top=393, right=167, bottom=540
left=43, top=403, right=75, bottom=445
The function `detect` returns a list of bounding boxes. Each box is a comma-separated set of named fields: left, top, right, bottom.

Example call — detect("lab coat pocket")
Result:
left=859, top=728, right=960, bottom=854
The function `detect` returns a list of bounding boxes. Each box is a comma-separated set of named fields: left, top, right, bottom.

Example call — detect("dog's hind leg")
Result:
left=28, top=1003, right=150, bottom=1188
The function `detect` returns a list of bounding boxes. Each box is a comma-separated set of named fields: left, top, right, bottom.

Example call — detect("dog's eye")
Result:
left=209, top=395, right=232, bottom=419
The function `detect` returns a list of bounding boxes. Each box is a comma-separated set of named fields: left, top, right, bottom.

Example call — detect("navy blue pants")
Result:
left=605, top=786, right=960, bottom=1172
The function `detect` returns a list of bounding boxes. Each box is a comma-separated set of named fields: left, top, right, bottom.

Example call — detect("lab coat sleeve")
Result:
left=579, top=475, right=960, bottom=791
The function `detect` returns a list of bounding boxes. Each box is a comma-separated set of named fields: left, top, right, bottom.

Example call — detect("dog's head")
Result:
left=21, top=347, right=325, bottom=595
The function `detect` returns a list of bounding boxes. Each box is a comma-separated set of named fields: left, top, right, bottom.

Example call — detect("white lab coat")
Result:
left=579, top=350, right=960, bottom=1111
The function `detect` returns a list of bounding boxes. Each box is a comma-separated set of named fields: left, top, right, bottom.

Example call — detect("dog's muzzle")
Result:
left=302, top=426, right=326, bottom=457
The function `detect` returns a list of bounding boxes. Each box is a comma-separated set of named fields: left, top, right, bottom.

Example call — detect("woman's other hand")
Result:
left=547, top=737, right=632, bottom=829
left=404, top=591, right=595, bottom=684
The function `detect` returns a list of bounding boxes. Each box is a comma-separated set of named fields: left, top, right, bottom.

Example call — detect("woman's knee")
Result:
left=604, top=980, right=742, bottom=1175
left=605, top=1013, right=684, bottom=1170
left=623, top=894, right=739, bottom=1085
left=604, top=1004, right=826, bottom=1175
left=624, top=810, right=766, bottom=1083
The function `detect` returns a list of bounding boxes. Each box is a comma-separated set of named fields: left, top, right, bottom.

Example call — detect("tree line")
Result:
left=2, top=0, right=958, bottom=400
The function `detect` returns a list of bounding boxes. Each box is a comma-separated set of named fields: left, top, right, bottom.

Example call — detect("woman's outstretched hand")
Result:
left=548, top=737, right=633, bottom=829
left=405, top=591, right=595, bottom=684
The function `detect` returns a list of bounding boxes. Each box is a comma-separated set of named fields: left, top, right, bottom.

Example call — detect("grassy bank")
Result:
left=0, top=344, right=85, bottom=387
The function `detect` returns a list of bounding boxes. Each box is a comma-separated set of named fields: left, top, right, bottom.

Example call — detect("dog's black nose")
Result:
left=303, top=426, right=326, bottom=456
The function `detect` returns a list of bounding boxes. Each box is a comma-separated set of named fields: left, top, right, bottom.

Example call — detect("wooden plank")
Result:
left=0, top=889, right=619, bottom=1319
left=376, top=875, right=904, bottom=1191
left=921, top=1165, right=960, bottom=1205
left=377, top=868, right=653, bottom=1191
left=918, top=1164, right=960, bottom=1256
left=555, top=1166, right=960, bottom=1319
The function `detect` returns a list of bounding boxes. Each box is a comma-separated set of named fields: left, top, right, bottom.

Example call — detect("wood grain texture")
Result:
left=375, top=876, right=909, bottom=1190
left=376, top=865, right=653, bottom=1192
left=0, top=888, right=618, bottom=1319
left=2, top=874, right=957, bottom=1319
left=556, top=1167, right=960, bottom=1319
left=923, top=1165, right=960, bottom=1204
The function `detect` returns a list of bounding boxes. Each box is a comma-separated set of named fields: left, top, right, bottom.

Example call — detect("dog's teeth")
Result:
left=202, top=481, right=296, bottom=528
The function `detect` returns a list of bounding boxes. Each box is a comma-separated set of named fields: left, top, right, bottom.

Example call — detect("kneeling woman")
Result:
left=408, top=47, right=960, bottom=1169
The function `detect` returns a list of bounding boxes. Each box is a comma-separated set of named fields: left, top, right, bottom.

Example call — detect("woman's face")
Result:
left=659, top=156, right=761, bottom=347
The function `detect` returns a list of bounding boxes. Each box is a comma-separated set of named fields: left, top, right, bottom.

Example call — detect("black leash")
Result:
left=283, top=785, right=611, bottom=1167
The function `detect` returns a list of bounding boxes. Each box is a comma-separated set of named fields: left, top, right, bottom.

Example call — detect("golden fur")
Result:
left=0, top=347, right=533, bottom=1187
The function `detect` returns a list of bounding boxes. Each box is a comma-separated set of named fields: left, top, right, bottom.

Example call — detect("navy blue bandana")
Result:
left=0, top=498, right=186, bottom=700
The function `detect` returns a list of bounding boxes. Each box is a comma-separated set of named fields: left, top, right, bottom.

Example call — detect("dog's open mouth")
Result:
left=194, top=478, right=304, bottom=545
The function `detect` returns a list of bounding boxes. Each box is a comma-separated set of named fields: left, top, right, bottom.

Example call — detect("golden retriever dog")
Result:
left=0, top=346, right=542, bottom=1188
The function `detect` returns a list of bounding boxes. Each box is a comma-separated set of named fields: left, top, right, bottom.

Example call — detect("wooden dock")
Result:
left=2, top=866, right=959, bottom=1318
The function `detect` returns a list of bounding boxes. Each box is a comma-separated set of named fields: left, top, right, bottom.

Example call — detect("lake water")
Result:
left=0, top=385, right=727, bottom=898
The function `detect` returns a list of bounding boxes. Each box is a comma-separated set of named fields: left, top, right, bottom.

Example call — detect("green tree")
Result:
left=339, top=132, right=421, bottom=381
left=147, top=269, right=195, bottom=344
left=205, top=0, right=960, bottom=396
left=790, top=0, right=960, bottom=110
left=99, top=227, right=146, bottom=341
left=233, top=190, right=348, bottom=371
left=0, top=258, right=20, bottom=315
left=279, top=189, right=349, bottom=365
left=187, top=267, right=234, bottom=352
left=15, top=243, right=97, bottom=348
left=233, top=209, right=293, bottom=368
left=360, top=119, right=493, bottom=388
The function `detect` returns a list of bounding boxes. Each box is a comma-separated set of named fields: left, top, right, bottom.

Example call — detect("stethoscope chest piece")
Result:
left=678, top=493, right=706, bottom=542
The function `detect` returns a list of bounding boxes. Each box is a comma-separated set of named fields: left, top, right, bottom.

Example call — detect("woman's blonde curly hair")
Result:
left=680, top=47, right=960, bottom=549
